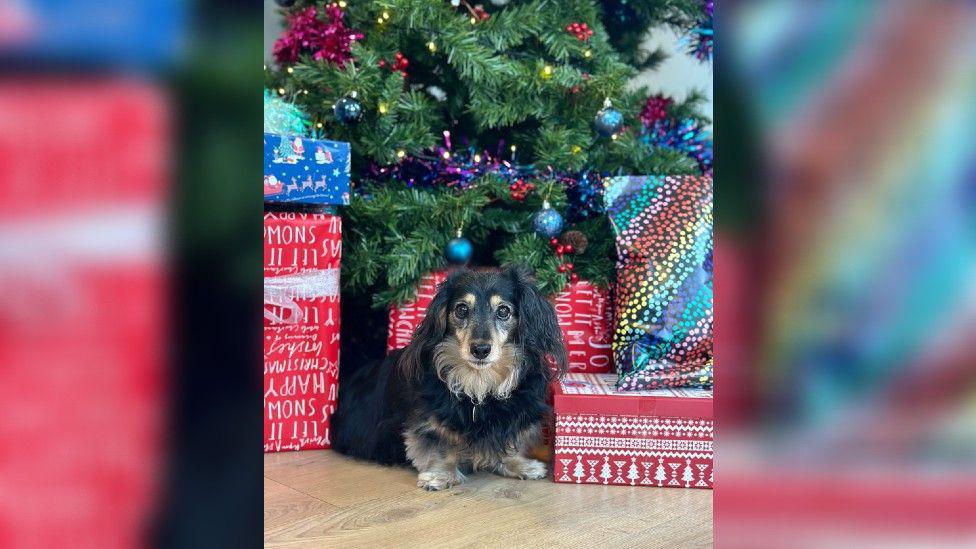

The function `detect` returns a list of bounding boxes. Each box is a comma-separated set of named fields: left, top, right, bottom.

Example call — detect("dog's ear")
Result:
left=507, top=265, right=568, bottom=378
left=398, top=269, right=464, bottom=379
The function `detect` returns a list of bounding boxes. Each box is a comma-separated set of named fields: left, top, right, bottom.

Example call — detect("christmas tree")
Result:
left=266, top=0, right=712, bottom=354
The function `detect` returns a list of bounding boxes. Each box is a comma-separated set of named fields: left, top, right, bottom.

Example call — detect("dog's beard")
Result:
left=432, top=340, right=521, bottom=404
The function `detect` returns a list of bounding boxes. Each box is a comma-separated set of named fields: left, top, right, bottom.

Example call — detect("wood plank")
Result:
left=264, top=451, right=712, bottom=548
left=264, top=477, right=338, bottom=531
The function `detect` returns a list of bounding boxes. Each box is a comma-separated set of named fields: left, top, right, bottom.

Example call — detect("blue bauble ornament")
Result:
left=445, top=235, right=473, bottom=264
left=594, top=98, right=624, bottom=137
left=333, top=92, right=363, bottom=125
left=532, top=201, right=564, bottom=238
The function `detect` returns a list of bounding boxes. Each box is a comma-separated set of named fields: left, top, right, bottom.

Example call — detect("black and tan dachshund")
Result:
left=332, top=266, right=567, bottom=490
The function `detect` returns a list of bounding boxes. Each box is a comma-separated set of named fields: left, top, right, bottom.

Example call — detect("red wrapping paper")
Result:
left=552, top=373, right=713, bottom=488
left=388, top=275, right=613, bottom=374
left=0, top=81, right=167, bottom=548
left=264, top=212, right=341, bottom=452
left=553, top=281, right=613, bottom=373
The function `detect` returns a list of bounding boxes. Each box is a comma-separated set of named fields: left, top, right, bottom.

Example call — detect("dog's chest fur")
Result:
left=412, top=365, right=550, bottom=453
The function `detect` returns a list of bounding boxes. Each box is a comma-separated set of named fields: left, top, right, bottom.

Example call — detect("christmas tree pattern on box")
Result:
left=264, top=133, right=350, bottom=205
left=552, top=373, right=712, bottom=488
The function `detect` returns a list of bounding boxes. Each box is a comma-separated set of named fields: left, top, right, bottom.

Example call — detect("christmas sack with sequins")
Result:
left=604, top=175, right=713, bottom=390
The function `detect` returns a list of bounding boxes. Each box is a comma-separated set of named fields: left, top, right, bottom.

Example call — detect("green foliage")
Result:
left=269, top=0, right=709, bottom=305
left=341, top=176, right=615, bottom=307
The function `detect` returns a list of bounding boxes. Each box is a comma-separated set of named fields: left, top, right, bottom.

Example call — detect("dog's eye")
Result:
left=454, top=303, right=469, bottom=318
left=496, top=305, right=512, bottom=320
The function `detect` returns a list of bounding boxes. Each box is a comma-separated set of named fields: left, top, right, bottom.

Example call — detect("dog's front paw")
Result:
left=417, top=470, right=463, bottom=491
left=496, top=457, right=547, bottom=480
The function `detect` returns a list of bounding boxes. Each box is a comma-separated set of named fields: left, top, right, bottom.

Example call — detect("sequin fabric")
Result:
left=604, top=175, right=713, bottom=390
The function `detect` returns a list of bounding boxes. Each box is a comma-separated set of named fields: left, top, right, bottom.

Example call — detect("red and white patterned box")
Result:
left=264, top=212, right=341, bottom=452
left=552, top=373, right=713, bottom=488
left=553, top=281, right=613, bottom=373
left=388, top=274, right=613, bottom=374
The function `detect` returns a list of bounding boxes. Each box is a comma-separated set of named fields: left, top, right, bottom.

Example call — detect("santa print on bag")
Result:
left=264, top=212, right=341, bottom=452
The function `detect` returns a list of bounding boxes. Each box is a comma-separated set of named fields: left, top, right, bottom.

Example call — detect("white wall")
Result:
left=631, top=25, right=713, bottom=123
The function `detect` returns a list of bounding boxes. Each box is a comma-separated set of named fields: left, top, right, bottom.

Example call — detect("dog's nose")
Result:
left=470, top=343, right=492, bottom=360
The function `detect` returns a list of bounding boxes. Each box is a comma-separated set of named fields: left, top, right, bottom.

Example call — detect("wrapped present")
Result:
left=604, top=175, right=713, bottom=390
left=553, top=281, right=613, bottom=373
left=387, top=274, right=612, bottom=374
left=264, top=212, right=342, bottom=452
left=263, top=133, right=350, bottom=205
left=551, top=373, right=713, bottom=488
left=0, top=81, right=167, bottom=547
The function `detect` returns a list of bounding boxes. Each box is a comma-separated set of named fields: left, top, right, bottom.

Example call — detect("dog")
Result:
left=332, top=266, right=567, bottom=490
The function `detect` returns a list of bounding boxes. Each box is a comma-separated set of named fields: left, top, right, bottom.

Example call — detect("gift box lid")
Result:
left=263, top=133, right=351, bottom=205
left=553, top=373, right=712, bottom=418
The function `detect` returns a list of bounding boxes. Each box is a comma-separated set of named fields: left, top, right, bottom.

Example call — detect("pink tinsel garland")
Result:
left=273, top=5, right=363, bottom=66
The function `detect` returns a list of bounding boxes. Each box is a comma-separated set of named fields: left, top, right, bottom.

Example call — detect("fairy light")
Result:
left=377, top=17, right=384, bottom=24
left=396, top=149, right=406, bottom=159
left=427, top=41, right=437, bottom=53
left=541, top=65, right=553, bottom=79
left=338, top=0, right=347, bottom=6
left=302, top=89, right=309, bottom=95
left=277, top=88, right=286, bottom=95
left=442, top=150, right=451, bottom=159
left=286, top=66, right=294, bottom=74
left=583, top=49, right=592, bottom=58
left=611, top=133, right=619, bottom=140
left=510, top=144, right=517, bottom=152
left=316, top=122, right=324, bottom=129
left=382, top=11, right=390, bottom=20
left=378, top=102, right=389, bottom=114
left=470, top=17, right=477, bottom=24
left=473, top=154, right=481, bottom=163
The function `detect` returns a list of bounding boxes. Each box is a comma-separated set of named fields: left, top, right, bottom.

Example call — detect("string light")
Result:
left=377, top=17, right=383, bottom=24
left=473, top=154, right=481, bottom=163
left=316, top=122, right=324, bottom=129
left=338, top=0, right=346, bottom=6
left=277, top=88, right=286, bottom=95
left=470, top=17, right=477, bottom=24
left=427, top=41, right=437, bottom=53
left=510, top=144, right=517, bottom=152
left=583, top=49, right=592, bottom=58
left=286, top=66, right=294, bottom=74
left=541, top=65, right=553, bottom=79
left=378, top=102, right=389, bottom=114
left=442, top=150, right=452, bottom=159
left=382, top=11, right=390, bottom=20
left=396, top=149, right=406, bottom=159
left=572, top=145, right=582, bottom=154
left=611, top=133, right=619, bottom=140
left=302, top=89, right=309, bottom=95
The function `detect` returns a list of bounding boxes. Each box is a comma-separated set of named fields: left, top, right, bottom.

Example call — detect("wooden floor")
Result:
left=265, top=450, right=712, bottom=548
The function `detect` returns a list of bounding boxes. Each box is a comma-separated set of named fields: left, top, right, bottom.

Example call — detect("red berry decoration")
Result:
left=566, top=22, right=593, bottom=41
left=570, top=273, right=579, bottom=283
left=556, top=245, right=565, bottom=255
left=550, top=238, right=559, bottom=246
left=563, top=244, right=575, bottom=255
left=558, top=264, right=567, bottom=273
left=508, top=178, right=535, bottom=201
left=565, top=262, right=574, bottom=270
